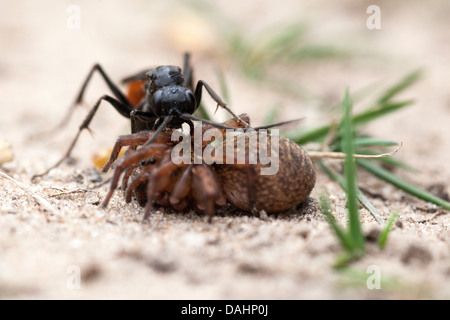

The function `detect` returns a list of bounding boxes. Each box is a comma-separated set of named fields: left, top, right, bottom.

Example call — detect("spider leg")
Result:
left=121, top=165, right=137, bottom=191
left=191, top=164, right=225, bottom=222
left=102, top=131, right=152, bottom=172
left=142, top=154, right=180, bottom=220
left=127, top=149, right=173, bottom=205
left=125, top=168, right=152, bottom=203
left=169, top=165, right=193, bottom=206
left=101, top=143, right=169, bottom=208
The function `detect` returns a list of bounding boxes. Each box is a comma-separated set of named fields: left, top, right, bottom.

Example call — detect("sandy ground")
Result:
left=0, top=0, right=449, bottom=299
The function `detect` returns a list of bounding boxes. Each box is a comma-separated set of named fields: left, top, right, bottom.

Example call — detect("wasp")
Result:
left=32, top=53, right=246, bottom=181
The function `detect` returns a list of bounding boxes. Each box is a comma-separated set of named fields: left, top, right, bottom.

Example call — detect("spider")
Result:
left=100, top=114, right=315, bottom=222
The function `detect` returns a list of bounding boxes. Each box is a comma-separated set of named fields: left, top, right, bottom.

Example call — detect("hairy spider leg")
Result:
left=101, top=143, right=170, bottom=208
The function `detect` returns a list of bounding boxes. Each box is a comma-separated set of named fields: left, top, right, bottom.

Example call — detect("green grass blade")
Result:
left=288, top=45, right=344, bottom=61
left=320, top=188, right=365, bottom=268
left=318, top=161, right=383, bottom=224
left=357, top=159, right=450, bottom=210
left=377, top=70, right=423, bottom=104
left=353, top=100, right=413, bottom=127
left=263, top=23, right=306, bottom=60
left=352, top=137, right=398, bottom=147
left=289, top=123, right=331, bottom=145
left=378, top=211, right=399, bottom=249
left=290, top=100, right=413, bottom=145
left=319, top=191, right=354, bottom=251
left=333, top=251, right=364, bottom=269
left=341, top=89, right=365, bottom=251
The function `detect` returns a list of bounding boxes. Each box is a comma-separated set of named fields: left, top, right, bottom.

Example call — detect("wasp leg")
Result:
left=32, top=95, right=133, bottom=182
left=193, top=80, right=248, bottom=126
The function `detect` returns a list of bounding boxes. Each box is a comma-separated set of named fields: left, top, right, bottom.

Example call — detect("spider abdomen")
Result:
left=214, top=135, right=316, bottom=213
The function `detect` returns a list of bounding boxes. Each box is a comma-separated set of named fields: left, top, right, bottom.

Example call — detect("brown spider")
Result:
left=101, top=114, right=316, bottom=221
